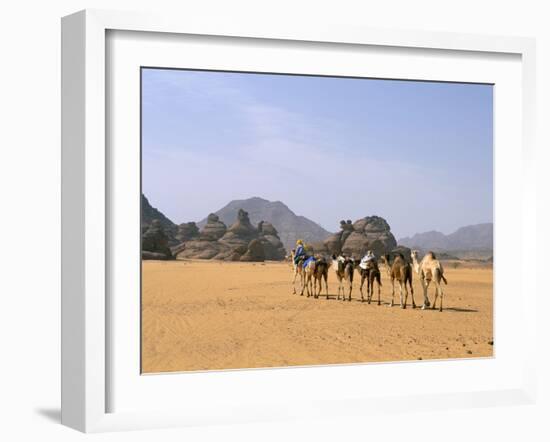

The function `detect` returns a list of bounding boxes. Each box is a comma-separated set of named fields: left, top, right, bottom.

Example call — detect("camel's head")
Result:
left=411, top=250, right=419, bottom=261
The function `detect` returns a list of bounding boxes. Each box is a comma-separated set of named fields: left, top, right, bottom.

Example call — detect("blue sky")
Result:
left=142, top=68, right=493, bottom=238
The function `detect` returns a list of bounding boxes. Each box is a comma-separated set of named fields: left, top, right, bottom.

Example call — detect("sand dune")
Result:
left=141, top=260, right=493, bottom=373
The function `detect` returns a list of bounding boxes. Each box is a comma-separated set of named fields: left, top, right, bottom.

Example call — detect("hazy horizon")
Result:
left=142, top=68, right=493, bottom=238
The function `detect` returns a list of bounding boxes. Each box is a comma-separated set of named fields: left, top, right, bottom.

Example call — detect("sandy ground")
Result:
left=142, top=260, right=493, bottom=373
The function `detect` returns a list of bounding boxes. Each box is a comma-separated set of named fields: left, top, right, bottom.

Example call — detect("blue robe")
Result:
left=303, top=256, right=316, bottom=268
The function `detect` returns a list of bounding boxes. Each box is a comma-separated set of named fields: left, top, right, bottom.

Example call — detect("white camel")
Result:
left=301, top=257, right=317, bottom=297
left=331, top=254, right=354, bottom=301
left=290, top=249, right=306, bottom=295
left=410, top=250, right=448, bottom=311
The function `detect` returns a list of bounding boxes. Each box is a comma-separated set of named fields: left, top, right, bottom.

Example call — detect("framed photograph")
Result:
left=61, top=9, right=538, bottom=432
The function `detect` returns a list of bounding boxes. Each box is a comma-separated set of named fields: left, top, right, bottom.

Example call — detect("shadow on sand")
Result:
left=442, top=306, right=479, bottom=313
left=304, top=295, right=479, bottom=313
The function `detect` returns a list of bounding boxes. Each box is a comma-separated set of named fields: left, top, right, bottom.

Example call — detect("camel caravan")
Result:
left=290, top=240, right=448, bottom=311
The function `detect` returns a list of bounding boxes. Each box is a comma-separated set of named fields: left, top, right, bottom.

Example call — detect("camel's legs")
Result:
left=315, top=276, right=320, bottom=298
left=377, top=280, right=381, bottom=305
left=316, top=274, right=326, bottom=299
left=359, top=275, right=365, bottom=302
left=341, top=278, right=348, bottom=302
left=390, top=278, right=395, bottom=307
left=420, top=278, right=431, bottom=309
left=434, top=279, right=444, bottom=311
left=348, top=279, right=353, bottom=302
left=367, top=278, right=372, bottom=304
left=431, top=282, right=438, bottom=310
left=369, top=276, right=374, bottom=304
left=409, top=279, right=416, bottom=308
left=324, top=274, right=329, bottom=299
left=292, top=268, right=298, bottom=294
left=402, top=281, right=409, bottom=309
left=367, top=276, right=372, bottom=304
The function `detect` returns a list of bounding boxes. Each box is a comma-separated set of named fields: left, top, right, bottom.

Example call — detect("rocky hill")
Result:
left=141, top=194, right=178, bottom=246
left=398, top=223, right=493, bottom=253
left=197, top=197, right=331, bottom=251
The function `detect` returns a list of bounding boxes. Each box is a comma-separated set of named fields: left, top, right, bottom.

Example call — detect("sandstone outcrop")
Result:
left=141, top=219, right=173, bottom=260
left=176, top=221, right=199, bottom=243
left=311, top=215, right=399, bottom=259
left=175, top=209, right=286, bottom=262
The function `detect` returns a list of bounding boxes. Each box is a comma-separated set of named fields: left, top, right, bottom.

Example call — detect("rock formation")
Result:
left=141, top=194, right=178, bottom=246
left=142, top=219, right=173, bottom=260
left=176, top=221, right=199, bottom=243
left=199, top=214, right=227, bottom=241
left=239, top=238, right=266, bottom=262
left=257, top=221, right=287, bottom=260
left=311, top=215, right=399, bottom=259
left=175, top=209, right=286, bottom=262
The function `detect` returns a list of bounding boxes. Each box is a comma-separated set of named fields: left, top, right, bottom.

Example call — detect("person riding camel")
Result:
left=294, top=239, right=307, bottom=265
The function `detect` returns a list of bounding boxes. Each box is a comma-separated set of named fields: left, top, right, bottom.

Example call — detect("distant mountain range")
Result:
left=197, top=197, right=332, bottom=251
left=398, top=223, right=493, bottom=254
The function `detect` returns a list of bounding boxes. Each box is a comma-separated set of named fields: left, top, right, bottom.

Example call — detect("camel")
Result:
left=290, top=249, right=306, bottom=295
left=300, top=256, right=317, bottom=297
left=356, top=259, right=382, bottom=305
left=381, top=253, right=415, bottom=308
left=410, top=250, right=448, bottom=311
left=312, top=257, right=330, bottom=299
left=331, top=254, right=354, bottom=301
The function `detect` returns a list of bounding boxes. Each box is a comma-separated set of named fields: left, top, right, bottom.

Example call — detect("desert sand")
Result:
left=141, top=260, right=493, bottom=373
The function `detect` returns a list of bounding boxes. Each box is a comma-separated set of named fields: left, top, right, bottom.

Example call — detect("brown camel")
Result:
left=411, top=250, right=447, bottom=311
left=331, top=254, right=354, bottom=301
left=357, top=259, right=383, bottom=305
left=312, top=257, right=330, bottom=299
left=381, top=253, right=416, bottom=308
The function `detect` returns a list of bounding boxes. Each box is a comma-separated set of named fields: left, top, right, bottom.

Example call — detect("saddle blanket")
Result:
left=302, top=256, right=316, bottom=268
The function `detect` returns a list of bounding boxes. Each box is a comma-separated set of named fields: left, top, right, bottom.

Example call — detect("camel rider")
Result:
left=294, top=239, right=307, bottom=265
left=359, top=250, right=375, bottom=270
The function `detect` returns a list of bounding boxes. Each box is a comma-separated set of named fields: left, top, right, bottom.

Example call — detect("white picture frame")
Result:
left=61, top=9, right=538, bottom=433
